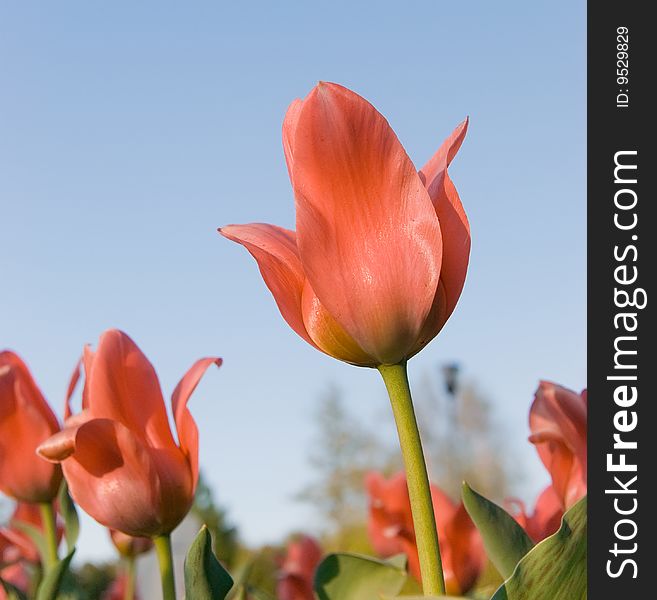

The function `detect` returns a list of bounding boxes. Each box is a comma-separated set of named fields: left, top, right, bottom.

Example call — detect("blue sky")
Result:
left=0, top=1, right=585, bottom=561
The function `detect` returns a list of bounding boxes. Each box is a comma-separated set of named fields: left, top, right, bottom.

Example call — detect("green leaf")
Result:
left=491, top=496, right=587, bottom=600
left=314, top=553, right=407, bottom=600
left=36, top=549, right=75, bottom=600
left=462, top=481, right=534, bottom=579
left=57, top=480, right=80, bottom=551
left=185, top=526, right=234, bottom=599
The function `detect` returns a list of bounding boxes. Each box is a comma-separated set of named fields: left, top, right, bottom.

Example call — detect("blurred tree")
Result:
left=297, top=386, right=384, bottom=542
left=415, top=365, right=521, bottom=503
left=300, top=367, right=521, bottom=544
left=192, top=472, right=239, bottom=569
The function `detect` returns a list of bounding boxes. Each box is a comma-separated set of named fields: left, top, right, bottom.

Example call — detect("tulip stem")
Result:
left=378, top=362, right=445, bottom=596
left=39, top=502, right=59, bottom=570
left=154, top=535, right=176, bottom=600
left=124, top=556, right=136, bottom=600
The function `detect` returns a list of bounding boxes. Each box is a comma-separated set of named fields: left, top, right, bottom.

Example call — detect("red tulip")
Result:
left=0, top=558, right=30, bottom=600
left=102, top=571, right=141, bottom=600
left=220, top=82, right=469, bottom=366
left=1, top=502, right=63, bottom=565
left=366, top=472, right=485, bottom=595
left=277, top=535, right=323, bottom=600
left=110, top=528, right=153, bottom=558
left=529, top=381, right=587, bottom=509
left=37, top=329, right=221, bottom=538
left=506, top=485, right=564, bottom=543
left=1, top=509, right=45, bottom=600
left=0, top=351, right=62, bottom=503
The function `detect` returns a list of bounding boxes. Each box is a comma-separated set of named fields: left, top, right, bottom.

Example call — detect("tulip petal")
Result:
left=419, top=118, right=468, bottom=203
left=530, top=381, right=587, bottom=508
left=86, top=330, right=176, bottom=450
left=444, top=503, right=485, bottom=595
left=282, top=98, right=303, bottom=178
left=419, top=119, right=471, bottom=326
left=506, top=487, right=564, bottom=544
left=291, top=82, right=443, bottom=364
left=37, top=410, right=93, bottom=462
left=171, top=357, right=222, bottom=489
left=301, top=280, right=375, bottom=365
left=0, top=352, right=62, bottom=503
left=64, top=359, right=82, bottom=420
left=531, top=486, right=564, bottom=540
left=409, top=280, right=448, bottom=357
left=220, top=223, right=318, bottom=349
left=59, top=418, right=192, bottom=537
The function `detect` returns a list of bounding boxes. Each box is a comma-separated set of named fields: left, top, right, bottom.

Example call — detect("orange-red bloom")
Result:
left=109, top=528, right=153, bottom=558
left=366, top=472, right=485, bottom=595
left=506, top=485, right=564, bottom=543
left=101, top=571, right=141, bottom=600
left=0, top=351, right=62, bottom=503
left=1, top=502, right=63, bottom=565
left=37, top=329, right=220, bottom=538
left=0, top=552, right=30, bottom=600
left=220, top=82, right=470, bottom=366
left=529, top=381, right=587, bottom=510
left=277, top=535, right=323, bottom=600
left=0, top=502, right=61, bottom=599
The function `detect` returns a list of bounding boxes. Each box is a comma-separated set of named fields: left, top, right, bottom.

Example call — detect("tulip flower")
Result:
left=1, top=502, right=63, bottom=565
left=277, top=535, right=323, bottom=600
left=0, top=351, right=62, bottom=503
left=38, top=329, right=221, bottom=600
left=220, top=82, right=469, bottom=368
left=108, top=529, right=152, bottom=600
left=110, top=529, right=153, bottom=559
left=1, top=504, right=59, bottom=599
left=0, top=351, right=63, bottom=569
left=366, top=471, right=485, bottom=596
left=0, top=544, right=30, bottom=600
left=221, top=82, right=470, bottom=595
left=506, top=486, right=564, bottom=543
left=529, top=381, right=587, bottom=510
left=102, top=572, right=142, bottom=600
left=1, top=530, right=27, bottom=593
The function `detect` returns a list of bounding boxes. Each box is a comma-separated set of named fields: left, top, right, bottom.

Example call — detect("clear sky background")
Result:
left=0, top=1, right=585, bottom=562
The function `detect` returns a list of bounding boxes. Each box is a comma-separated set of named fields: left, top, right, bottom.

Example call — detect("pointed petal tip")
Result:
left=217, top=224, right=251, bottom=243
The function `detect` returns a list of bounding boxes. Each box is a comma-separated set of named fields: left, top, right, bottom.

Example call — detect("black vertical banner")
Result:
left=588, top=2, right=656, bottom=595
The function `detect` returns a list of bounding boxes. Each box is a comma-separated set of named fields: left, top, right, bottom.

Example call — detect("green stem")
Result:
left=39, top=502, right=59, bottom=570
left=124, top=556, right=136, bottom=600
left=154, top=535, right=176, bottom=600
left=378, top=362, right=446, bottom=596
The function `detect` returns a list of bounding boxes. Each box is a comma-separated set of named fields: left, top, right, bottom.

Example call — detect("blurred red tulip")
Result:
left=366, top=472, right=485, bottom=595
left=110, top=528, right=153, bottom=558
left=1, top=502, right=63, bottom=564
left=0, top=351, right=62, bottom=503
left=506, top=485, right=564, bottom=543
left=102, top=571, right=140, bottom=600
left=0, top=560, right=30, bottom=600
left=1, top=525, right=32, bottom=599
left=37, top=329, right=221, bottom=538
left=277, top=535, right=323, bottom=600
left=529, top=381, right=587, bottom=509
left=220, top=82, right=470, bottom=366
